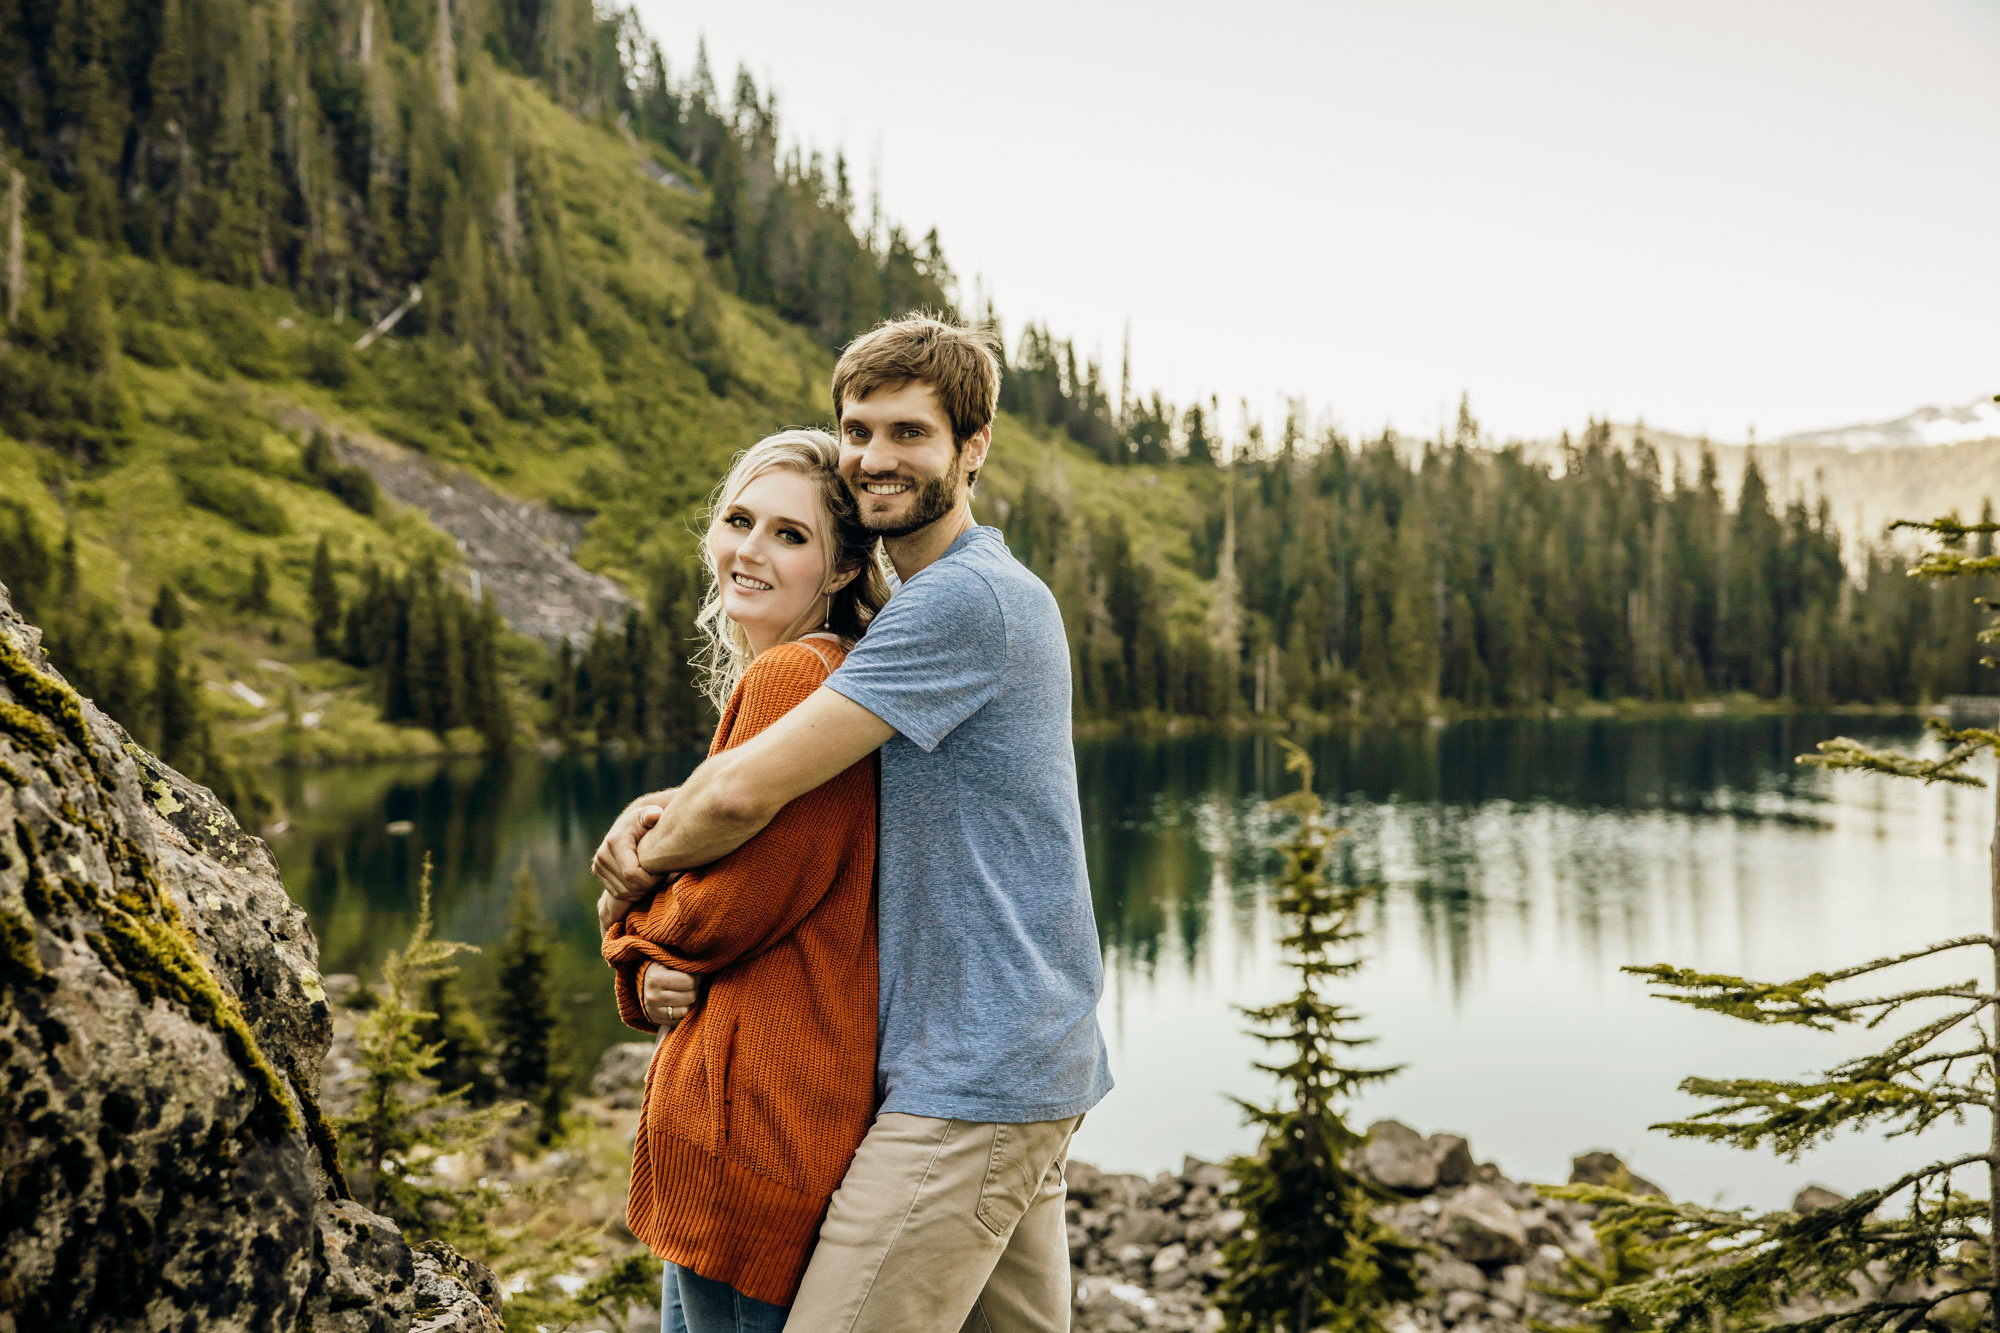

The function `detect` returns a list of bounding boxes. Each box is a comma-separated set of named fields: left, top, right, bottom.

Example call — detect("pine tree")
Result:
left=61, top=247, right=118, bottom=377
left=493, top=858, right=568, bottom=1143
left=244, top=553, right=271, bottom=613
left=149, top=583, right=183, bottom=630
left=469, top=593, right=511, bottom=755
left=310, top=534, right=341, bottom=656
left=414, top=970, right=498, bottom=1105
left=1219, top=739, right=1420, bottom=1333
left=151, top=628, right=196, bottom=761
left=1560, top=505, right=2000, bottom=1333
left=0, top=502, right=53, bottom=620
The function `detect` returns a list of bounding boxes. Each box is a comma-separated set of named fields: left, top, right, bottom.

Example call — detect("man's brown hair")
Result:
left=831, top=312, right=1002, bottom=446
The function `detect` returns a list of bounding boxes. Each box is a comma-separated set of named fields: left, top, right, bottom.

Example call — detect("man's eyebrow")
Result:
left=840, top=411, right=942, bottom=432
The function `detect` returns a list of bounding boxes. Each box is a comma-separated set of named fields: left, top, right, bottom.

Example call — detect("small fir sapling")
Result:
left=340, top=855, right=518, bottom=1247
left=1219, top=738, right=1420, bottom=1333
left=1558, top=507, right=2000, bottom=1333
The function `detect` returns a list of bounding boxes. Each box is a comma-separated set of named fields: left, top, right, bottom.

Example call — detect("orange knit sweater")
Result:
left=601, top=639, right=878, bottom=1306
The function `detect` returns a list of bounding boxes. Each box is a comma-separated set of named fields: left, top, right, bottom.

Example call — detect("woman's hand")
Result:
left=638, top=961, right=700, bottom=1029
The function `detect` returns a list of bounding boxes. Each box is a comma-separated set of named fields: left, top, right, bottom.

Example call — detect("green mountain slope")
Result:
left=0, top=0, right=1988, bottom=810
left=0, top=57, right=1167, bottom=780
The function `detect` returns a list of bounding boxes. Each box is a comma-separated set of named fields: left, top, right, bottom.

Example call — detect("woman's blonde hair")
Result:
left=692, top=429, right=891, bottom=713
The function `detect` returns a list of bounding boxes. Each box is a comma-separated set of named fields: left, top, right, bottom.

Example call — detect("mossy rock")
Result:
left=0, top=584, right=501, bottom=1331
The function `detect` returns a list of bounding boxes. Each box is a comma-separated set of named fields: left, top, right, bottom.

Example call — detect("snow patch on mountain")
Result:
left=1779, top=396, right=2000, bottom=450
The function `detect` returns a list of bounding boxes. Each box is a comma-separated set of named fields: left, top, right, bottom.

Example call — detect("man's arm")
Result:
left=637, top=685, right=893, bottom=873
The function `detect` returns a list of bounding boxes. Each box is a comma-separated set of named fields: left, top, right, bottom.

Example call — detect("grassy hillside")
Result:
left=0, top=67, right=1188, bottom=781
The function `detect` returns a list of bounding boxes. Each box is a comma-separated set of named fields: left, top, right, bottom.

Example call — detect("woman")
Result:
left=601, top=429, right=889, bottom=1333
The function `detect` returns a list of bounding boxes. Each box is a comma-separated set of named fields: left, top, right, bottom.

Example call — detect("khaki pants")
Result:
left=783, top=1112, right=1081, bottom=1333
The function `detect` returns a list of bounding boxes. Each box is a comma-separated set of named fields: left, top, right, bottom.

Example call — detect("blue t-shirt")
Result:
left=827, top=525, right=1114, bottom=1123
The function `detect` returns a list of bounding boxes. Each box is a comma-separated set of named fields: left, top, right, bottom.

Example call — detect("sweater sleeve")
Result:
left=602, top=642, right=869, bottom=978
left=610, top=956, right=658, bottom=1033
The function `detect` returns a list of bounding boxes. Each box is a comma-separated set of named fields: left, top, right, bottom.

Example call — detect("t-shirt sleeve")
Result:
left=826, top=564, right=1006, bottom=753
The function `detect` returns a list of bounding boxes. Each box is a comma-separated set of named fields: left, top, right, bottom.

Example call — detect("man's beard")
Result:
left=853, top=470, right=959, bottom=538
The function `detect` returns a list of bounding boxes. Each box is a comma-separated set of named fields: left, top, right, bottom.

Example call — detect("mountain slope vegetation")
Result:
left=0, top=0, right=1988, bottom=808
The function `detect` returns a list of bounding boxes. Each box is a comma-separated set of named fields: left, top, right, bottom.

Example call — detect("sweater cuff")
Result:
left=613, top=960, right=660, bottom=1034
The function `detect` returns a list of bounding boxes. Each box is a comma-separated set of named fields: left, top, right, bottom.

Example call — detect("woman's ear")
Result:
left=825, top=563, right=860, bottom=596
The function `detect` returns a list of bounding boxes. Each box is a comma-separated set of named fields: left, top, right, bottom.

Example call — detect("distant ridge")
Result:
left=1777, top=396, right=2000, bottom=450
left=1601, top=427, right=2000, bottom=552
left=1505, top=413, right=1998, bottom=553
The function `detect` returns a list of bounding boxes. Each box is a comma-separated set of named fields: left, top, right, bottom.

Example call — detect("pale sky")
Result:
left=627, top=0, right=2000, bottom=444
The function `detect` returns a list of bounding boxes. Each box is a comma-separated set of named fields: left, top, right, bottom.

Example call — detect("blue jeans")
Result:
left=662, top=1262, right=789, bottom=1333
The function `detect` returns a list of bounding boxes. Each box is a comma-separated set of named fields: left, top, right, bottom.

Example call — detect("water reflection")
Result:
left=264, top=713, right=1990, bottom=1207
left=1075, top=716, right=1850, bottom=1001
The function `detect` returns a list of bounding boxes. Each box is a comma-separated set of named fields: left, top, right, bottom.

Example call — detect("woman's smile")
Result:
left=710, top=468, right=840, bottom=654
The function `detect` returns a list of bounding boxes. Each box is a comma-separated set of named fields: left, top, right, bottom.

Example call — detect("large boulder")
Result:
left=1439, top=1184, right=1530, bottom=1266
left=1356, top=1119, right=1478, bottom=1194
left=1357, top=1120, right=1439, bottom=1192
left=1568, top=1150, right=1666, bottom=1199
left=0, top=587, right=500, bottom=1333
left=590, top=1040, right=658, bottom=1109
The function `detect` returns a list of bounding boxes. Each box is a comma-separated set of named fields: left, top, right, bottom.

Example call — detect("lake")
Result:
left=264, top=713, right=1994, bottom=1209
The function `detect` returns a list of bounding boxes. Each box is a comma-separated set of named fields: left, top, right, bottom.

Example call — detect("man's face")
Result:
left=838, top=380, right=990, bottom=538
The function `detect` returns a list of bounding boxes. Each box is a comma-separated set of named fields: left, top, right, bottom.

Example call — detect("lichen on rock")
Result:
left=0, top=580, right=500, bottom=1333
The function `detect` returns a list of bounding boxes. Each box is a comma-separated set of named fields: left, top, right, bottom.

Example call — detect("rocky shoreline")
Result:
left=1059, top=1122, right=1658, bottom=1333
left=318, top=1011, right=1857, bottom=1333
left=581, top=1042, right=1699, bottom=1333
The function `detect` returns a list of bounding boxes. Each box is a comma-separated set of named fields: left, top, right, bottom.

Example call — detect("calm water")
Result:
left=265, top=714, right=1994, bottom=1208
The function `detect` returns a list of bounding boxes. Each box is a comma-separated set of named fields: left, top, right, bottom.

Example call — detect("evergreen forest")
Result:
left=0, top=0, right=1991, bottom=800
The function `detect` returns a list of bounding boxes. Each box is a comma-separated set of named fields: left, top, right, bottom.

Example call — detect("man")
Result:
left=593, top=313, right=1112, bottom=1332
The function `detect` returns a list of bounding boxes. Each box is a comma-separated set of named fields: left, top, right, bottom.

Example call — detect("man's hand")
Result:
left=635, top=687, right=894, bottom=874
left=593, top=800, right=667, bottom=905
left=638, top=961, right=699, bottom=1030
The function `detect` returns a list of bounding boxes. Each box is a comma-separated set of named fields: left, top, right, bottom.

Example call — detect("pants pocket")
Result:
left=974, top=1122, right=1051, bottom=1237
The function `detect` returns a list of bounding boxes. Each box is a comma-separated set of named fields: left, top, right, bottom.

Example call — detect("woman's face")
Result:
left=709, top=467, right=840, bottom=655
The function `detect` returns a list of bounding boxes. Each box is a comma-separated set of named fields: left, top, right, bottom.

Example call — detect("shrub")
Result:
left=173, top=461, right=290, bottom=535
left=301, top=430, right=381, bottom=516
left=303, top=328, right=357, bottom=388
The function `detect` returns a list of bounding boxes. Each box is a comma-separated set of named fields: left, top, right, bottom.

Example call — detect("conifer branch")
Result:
left=1651, top=1073, right=1987, bottom=1156
left=1567, top=514, right=2000, bottom=1333
left=1889, top=516, right=2000, bottom=543
left=1909, top=551, right=2000, bottom=578
left=1800, top=738, right=1988, bottom=788
left=1557, top=1166, right=1991, bottom=1333
left=1901, top=1044, right=1998, bottom=1072
left=1625, top=945, right=1994, bottom=1028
